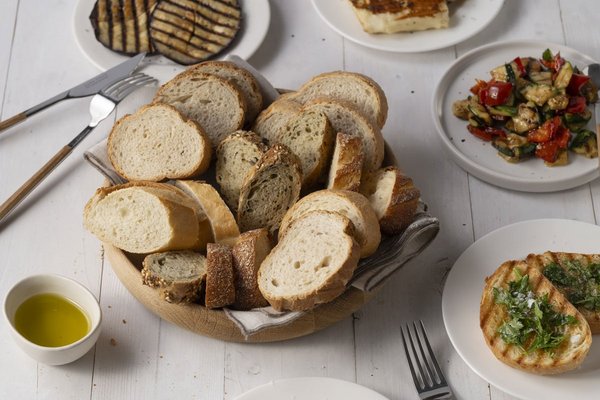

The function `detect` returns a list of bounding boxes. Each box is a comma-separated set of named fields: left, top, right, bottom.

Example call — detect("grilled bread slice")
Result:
left=527, top=252, right=600, bottom=334
left=148, top=0, right=241, bottom=65
left=90, top=0, right=159, bottom=55
left=480, top=260, right=592, bottom=375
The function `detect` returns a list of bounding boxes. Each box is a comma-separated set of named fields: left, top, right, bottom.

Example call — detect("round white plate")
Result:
left=433, top=40, right=600, bottom=192
left=233, top=377, right=389, bottom=400
left=73, top=0, right=270, bottom=81
left=311, top=0, right=504, bottom=53
left=442, top=219, right=600, bottom=400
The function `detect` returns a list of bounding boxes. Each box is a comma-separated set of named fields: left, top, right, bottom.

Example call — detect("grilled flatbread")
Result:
left=89, top=0, right=159, bottom=55
left=149, top=0, right=242, bottom=65
left=480, top=259, right=591, bottom=375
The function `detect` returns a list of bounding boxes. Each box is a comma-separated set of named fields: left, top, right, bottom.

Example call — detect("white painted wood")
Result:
left=1, top=0, right=599, bottom=398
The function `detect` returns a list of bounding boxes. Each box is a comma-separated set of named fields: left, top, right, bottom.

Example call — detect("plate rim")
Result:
left=431, top=39, right=600, bottom=192
left=311, top=0, right=506, bottom=53
left=72, top=0, right=271, bottom=71
left=442, top=218, right=600, bottom=399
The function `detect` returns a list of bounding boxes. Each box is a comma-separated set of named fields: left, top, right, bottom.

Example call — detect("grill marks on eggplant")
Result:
left=90, top=0, right=159, bottom=55
left=148, top=0, right=242, bottom=65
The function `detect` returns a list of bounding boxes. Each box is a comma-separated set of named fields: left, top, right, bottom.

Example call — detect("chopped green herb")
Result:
left=493, top=268, right=577, bottom=353
left=542, top=48, right=553, bottom=61
left=543, top=260, right=600, bottom=311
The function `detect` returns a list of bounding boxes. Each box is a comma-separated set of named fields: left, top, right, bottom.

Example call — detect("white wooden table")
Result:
left=1, top=1, right=598, bottom=398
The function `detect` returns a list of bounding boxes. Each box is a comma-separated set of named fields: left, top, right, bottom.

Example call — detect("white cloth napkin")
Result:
left=83, top=56, right=439, bottom=339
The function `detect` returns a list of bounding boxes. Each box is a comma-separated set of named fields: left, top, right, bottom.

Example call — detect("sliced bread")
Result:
left=187, top=61, right=263, bottom=124
left=327, top=132, right=364, bottom=192
left=231, top=228, right=272, bottom=310
left=360, top=166, right=420, bottom=235
left=205, top=242, right=236, bottom=309
left=107, top=103, right=211, bottom=181
left=237, top=144, right=303, bottom=233
left=301, top=98, right=384, bottom=172
left=141, top=250, right=207, bottom=303
left=216, top=130, right=268, bottom=212
left=480, top=259, right=592, bottom=375
left=258, top=210, right=361, bottom=311
left=277, top=110, right=334, bottom=189
left=252, top=99, right=302, bottom=145
left=279, top=189, right=380, bottom=258
left=290, top=71, right=388, bottom=129
left=83, top=181, right=200, bottom=254
left=152, top=72, right=246, bottom=147
left=174, top=180, right=240, bottom=246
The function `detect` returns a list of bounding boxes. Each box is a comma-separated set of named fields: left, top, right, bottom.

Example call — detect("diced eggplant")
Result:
left=554, top=62, right=573, bottom=89
left=547, top=94, right=569, bottom=111
left=452, top=99, right=470, bottom=120
left=511, top=104, right=540, bottom=133
left=467, top=101, right=492, bottom=125
left=572, top=135, right=598, bottom=158
left=580, top=80, right=599, bottom=103
left=529, top=71, right=553, bottom=85
left=564, top=110, right=592, bottom=131
left=521, top=84, right=555, bottom=106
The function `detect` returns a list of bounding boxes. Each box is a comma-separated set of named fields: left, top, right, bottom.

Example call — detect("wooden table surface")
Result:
left=1, top=0, right=599, bottom=399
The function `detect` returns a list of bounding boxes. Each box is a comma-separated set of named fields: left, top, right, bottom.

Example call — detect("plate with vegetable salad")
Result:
left=433, top=40, right=599, bottom=192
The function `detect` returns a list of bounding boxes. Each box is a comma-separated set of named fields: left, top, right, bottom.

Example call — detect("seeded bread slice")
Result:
left=187, top=61, right=263, bottom=124
left=83, top=182, right=200, bottom=254
left=153, top=72, right=246, bottom=147
left=238, top=144, right=303, bottom=233
left=252, top=99, right=302, bottom=145
left=290, top=71, right=388, bottom=129
left=141, top=251, right=207, bottom=303
left=108, top=103, right=211, bottom=181
left=301, top=98, right=384, bottom=172
left=205, top=242, right=236, bottom=309
left=216, top=130, right=268, bottom=212
left=279, top=189, right=380, bottom=258
left=231, top=228, right=272, bottom=310
left=174, top=180, right=240, bottom=246
left=327, top=132, right=364, bottom=192
left=360, top=166, right=421, bottom=235
left=277, top=110, right=334, bottom=189
left=258, top=210, right=361, bottom=311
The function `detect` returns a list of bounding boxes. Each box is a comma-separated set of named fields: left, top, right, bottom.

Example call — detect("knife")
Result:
left=588, top=63, right=600, bottom=167
left=0, top=52, right=146, bottom=133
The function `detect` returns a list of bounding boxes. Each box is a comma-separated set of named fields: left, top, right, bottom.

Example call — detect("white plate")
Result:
left=233, top=377, right=389, bottom=400
left=311, top=0, right=504, bottom=53
left=432, top=40, right=600, bottom=192
left=442, top=219, right=600, bottom=400
left=72, top=0, right=270, bottom=82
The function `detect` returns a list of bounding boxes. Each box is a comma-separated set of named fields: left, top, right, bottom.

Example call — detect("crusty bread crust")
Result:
left=327, top=132, right=364, bottom=192
left=205, top=243, right=236, bottom=309
left=480, top=260, right=592, bottom=375
left=526, top=252, right=600, bottom=334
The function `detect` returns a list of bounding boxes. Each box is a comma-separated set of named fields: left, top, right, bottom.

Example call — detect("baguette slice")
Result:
left=231, top=228, right=272, bottom=310
left=360, top=166, right=420, bottom=235
left=187, top=61, right=263, bottom=123
left=258, top=210, right=361, bottom=311
left=141, top=251, right=207, bottom=303
left=277, top=110, right=335, bottom=189
left=108, top=103, right=211, bottom=181
left=480, top=260, right=592, bottom=375
left=527, top=252, right=600, bottom=334
left=174, top=180, right=240, bottom=246
left=237, top=144, right=303, bottom=233
left=327, top=132, right=364, bottom=192
left=216, top=130, right=268, bottom=212
left=290, top=71, right=388, bottom=129
left=83, top=182, right=199, bottom=254
left=153, top=72, right=246, bottom=147
left=301, top=98, right=384, bottom=172
left=279, top=189, right=380, bottom=258
left=252, top=99, right=302, bottom=145
left=205, top=242, right=236, bottom=309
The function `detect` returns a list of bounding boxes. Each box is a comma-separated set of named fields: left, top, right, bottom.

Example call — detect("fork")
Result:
left=0, top=73, right=156, bottom=223
left=401, top=321, right=455, bottom=400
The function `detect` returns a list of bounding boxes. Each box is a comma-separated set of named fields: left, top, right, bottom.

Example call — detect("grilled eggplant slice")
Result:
left=90, top=0, right=159, bottom=55
left=149, top=0, right=242, bottom=65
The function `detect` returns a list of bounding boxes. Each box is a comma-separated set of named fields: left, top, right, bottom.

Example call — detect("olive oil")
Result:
left=14, top=293, right=90, bottom=347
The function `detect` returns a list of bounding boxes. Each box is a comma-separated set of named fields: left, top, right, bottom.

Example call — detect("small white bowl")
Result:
left=3, top=274, right=102, bottom=365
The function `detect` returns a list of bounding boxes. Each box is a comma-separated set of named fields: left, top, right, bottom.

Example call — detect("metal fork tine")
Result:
left=419, top=320, right=447, bottom=385
left=400, top=325, right=422, bottom=390
left=406, top=323, right=430, bottom=389
left=413, top=321, right=439, bottom=386
left=113, top=77, right=156, bottom=100
left=102, top=73, right=145, bottom=94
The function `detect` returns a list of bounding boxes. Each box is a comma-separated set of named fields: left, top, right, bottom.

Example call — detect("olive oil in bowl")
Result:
left=14, top=293, right=90, bottom=347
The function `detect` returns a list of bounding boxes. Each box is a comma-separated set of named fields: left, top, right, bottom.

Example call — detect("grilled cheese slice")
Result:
left=348, top=0, right=449, bottom=34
